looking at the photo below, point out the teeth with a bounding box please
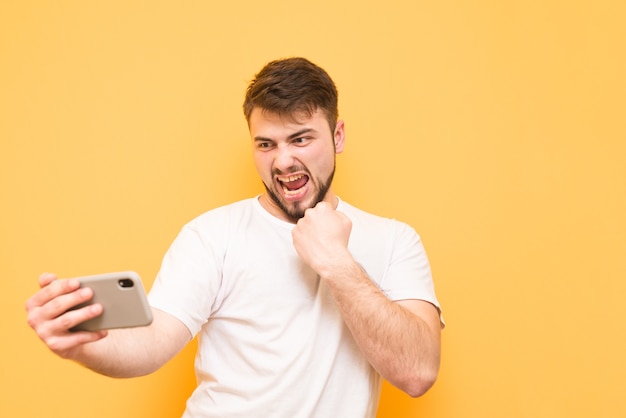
[278,173,306,196]
[281,185,302,196]
[279,174,304,183]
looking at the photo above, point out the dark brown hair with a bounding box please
[243,57,338,130]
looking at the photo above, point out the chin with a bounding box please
[282,200,310,220]
[266,189,313,220]
[264,174,332,220]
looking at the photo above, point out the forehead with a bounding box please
[249,107,328,136]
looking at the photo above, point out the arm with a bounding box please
[26,273,191,378]
[292,202,441,397]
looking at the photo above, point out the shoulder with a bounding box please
[339,199,418,237]
[171,198,258,248]
[338,199,385,223]
[187,198,256,228]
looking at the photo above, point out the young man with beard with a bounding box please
[26,57,443,417]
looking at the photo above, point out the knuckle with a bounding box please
[24,298,35,311]
[48,297,65,313]
[35,324,54,343]
[26,312,38,329]
[45,336,64,353]
[59,314,73,330]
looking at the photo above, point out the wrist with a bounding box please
[317,253,361,284]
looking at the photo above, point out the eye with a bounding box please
[256,141,273,149]
[293,137,309,145]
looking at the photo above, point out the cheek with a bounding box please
[252,154,272,180]
[308,149,336,175]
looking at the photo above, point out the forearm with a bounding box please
[291,203,441,395]
[320,258,441,397]
[70,308,190,378]
[27,275,192,378]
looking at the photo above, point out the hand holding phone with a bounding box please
[69,271,153,332]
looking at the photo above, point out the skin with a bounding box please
[250,108,441,395]
[249,107,344,222]
[25,107,441,395]
[25,272,190,377]
[292,205,441,396]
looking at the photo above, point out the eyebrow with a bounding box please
[288,128,314,140]
[254,128,315,142]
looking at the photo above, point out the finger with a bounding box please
[314,201,330,210]
[44,329,108,358]
[33,302,103,340]
[26,278,82,312]
[43,285,95,320]
[53,302,104,333]
[26,280,89,327]
[38,272,58,288]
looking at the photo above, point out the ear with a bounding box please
[333,120,346,154]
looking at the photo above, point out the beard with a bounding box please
[264,164,336,221]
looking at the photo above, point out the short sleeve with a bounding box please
[148,217,226,337]
[381,221,444,325]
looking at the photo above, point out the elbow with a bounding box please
[397,363,440,398]
[405,372,438,398]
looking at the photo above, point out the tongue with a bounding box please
[285,176,308,191]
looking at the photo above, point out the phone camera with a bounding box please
[118,278,135,288]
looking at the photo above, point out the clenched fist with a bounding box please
[292,201,353,276]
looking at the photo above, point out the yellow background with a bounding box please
[2,1,625,417]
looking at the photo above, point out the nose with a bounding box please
[273,144,294,172]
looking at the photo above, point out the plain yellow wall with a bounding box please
[2,1,625,417]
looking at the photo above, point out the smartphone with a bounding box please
[69,271,153,332]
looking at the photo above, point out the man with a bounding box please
[26,57,443,417]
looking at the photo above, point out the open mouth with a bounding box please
[278,174,309,197]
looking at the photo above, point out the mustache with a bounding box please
[272,165,308,176]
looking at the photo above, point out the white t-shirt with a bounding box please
[148,197,441,418]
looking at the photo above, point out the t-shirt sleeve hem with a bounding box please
[149,297,201,337]
[386,291,445,328]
